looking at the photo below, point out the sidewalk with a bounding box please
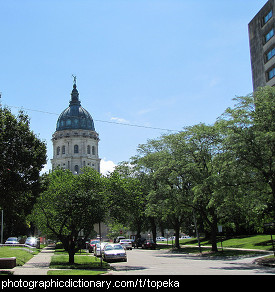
[12,245,55,275]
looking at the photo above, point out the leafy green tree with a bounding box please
[105,167,146,238]
[219,86,275,222]
[0,107,47,236]
[31,168,106,263]
[135,139,193,248]
[136,123,242,251]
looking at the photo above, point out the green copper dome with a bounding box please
[56,84,95,131]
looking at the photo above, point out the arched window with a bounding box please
[62,145,65,154]
[57,146,60,155]
[92,146,95,155]
[74,145,79,153]
[87,145,91,154]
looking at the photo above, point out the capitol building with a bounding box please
[51,80,100,173]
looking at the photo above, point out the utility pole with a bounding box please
[1,210,3,244]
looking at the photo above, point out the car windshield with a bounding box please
[105,245,124,251]
[7,237,17,241]
[26,237,36,242]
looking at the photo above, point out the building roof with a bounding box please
[56,84,95,131]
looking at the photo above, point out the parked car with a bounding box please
[133,237,146,248]
[5,237,19,244]
[156,237,167,242]
[119,239,133,250]
[114,236,125,243]
[102,244,127,262]
[25,237,39,247]
[180,236,191,239]
[142,239,157,249]
[94,242,108,257]
[88,239,100,253]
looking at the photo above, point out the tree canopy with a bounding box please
[0,107,47,236]
[31,168,106,263]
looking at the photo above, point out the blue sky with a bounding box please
[0,0,268,174]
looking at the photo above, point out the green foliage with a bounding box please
[0,107,47,235]
[131,87,275,250]
[31,168,106,263]
[105,167,146,236]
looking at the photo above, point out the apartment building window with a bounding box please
[264,10,273,24]
[265,28,274,43]
[267,67,275,80]
[266,47,275,61]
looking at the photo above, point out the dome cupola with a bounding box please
[56,82,95,131]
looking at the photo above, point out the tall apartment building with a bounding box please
[249,0,275,90]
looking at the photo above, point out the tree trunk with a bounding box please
[174,225,180,249]
[68,239,75,264]
[149,217,157,243]
[210,215,218,252]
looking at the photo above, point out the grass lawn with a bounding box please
[48,250,110,275]
[0,246,40,266]
[159,244,262,258]
[179,234,274,251]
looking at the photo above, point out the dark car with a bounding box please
[142,240,157,249]
[133,237,146,248]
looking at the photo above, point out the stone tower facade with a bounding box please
[51,82,100,173]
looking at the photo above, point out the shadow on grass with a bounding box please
[158,246,265,260]
[50,254,109,270]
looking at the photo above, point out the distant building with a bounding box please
[51,80,109,239]
[249,0,275,90]
[51,81,100,173]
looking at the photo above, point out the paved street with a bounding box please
[108,248,275,275]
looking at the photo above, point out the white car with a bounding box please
[156,237,167,242]
[102,244,127,262]
[5,237,19,245]
[94,242,108,257]
[25,237,38,247]
[119,239,132,250]
[180,236,191,239]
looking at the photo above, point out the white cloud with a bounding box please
[100,158,116,175]
[111,117,129,124]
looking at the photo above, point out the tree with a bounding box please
[135,139,193,248]
[0,107,47,236]
[219,86,275,222]
[31,168,106,263]
[105,167,146,239]
[135,123,241,251]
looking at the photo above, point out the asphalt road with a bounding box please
[108,248,275,275]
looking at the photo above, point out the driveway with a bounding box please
[108,248,275,275]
